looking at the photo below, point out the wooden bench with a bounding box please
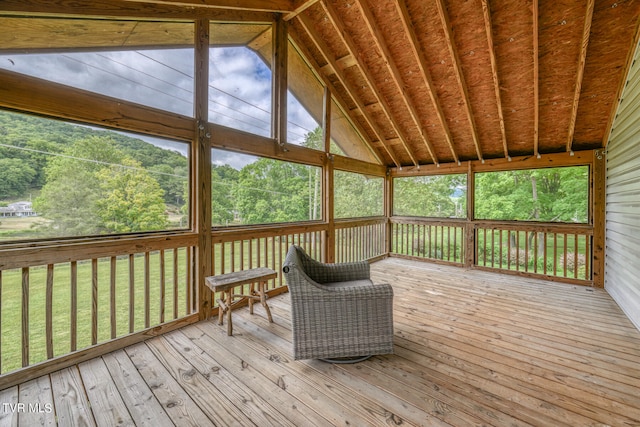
[205,267,277,336]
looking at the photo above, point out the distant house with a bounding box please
[0,201,37,217]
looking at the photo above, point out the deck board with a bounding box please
[3,258,640,426]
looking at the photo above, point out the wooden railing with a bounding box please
[335,217,387,263]
[475,221,593,282]
[390,217,593,284]
[0,233,197,375]
[0,216,594,381]
[211,223,327,298]
[390,217,466,265]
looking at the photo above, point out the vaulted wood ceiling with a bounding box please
[1,0,639,167]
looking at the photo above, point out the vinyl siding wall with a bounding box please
[606,41,640,331]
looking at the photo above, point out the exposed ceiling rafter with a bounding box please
[284,0,320,21]
[435,0,483,163]
[480,0,510,160]
[395,0,458,165]
[295,14,399,166]
[320,0,419,167]
[354,0,439,166]
[567,0,595,154]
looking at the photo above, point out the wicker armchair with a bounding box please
[282,245,394,361]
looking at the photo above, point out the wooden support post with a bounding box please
[272,15,288,146]
[466,162,476,268]
[385,170,393,257]
[323,87,335,263]
[592,149,606,287]
[195,19,212,320]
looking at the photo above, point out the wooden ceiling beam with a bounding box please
[533,0,540,158]
[480,0,510,160]
[293,17,394,165]
[320,0,419,167]
[0,0,276,20]
[283,0,320,21]
[435,0,483,163]
[355,0,439,166]
[395,0,459,165]
[566,0,595,153]
[120,0,294,12]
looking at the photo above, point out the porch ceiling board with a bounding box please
[1,0,640,166]
[319,0,420,167]
[294,10,401,166]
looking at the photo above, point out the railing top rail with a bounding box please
[390,216,467,226]
[212,222,328,243]
[473,220,593,234]
[335,217,387,228]
[0,233,197,270]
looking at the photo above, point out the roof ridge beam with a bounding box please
[295,14,399,166]
[321,0,419,167]
[566,0,595,153]
[395,0,459,165]
[481,0,510,160]
[435,0,483,163]
[354,0,439,166]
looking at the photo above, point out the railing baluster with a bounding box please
[160,249,165,323]
[91,259,98,346]
[553,234,558,276]
[563,234,568,277]
[515,231,521,271]
[533,232,538,273]
[574,234,579,279]
[129,255,135,333]
[186,247,193,314]
[46,264,54,359]
[543,232,548,275]
[498,229,503,269]
[22,267,29,367]
[483,228,487,266]
[173,248,179,320]
[144,252,150,329]
[586,236,591,280]
[71,261,77,351]
[110,256,117,339]
[524,231,529,272]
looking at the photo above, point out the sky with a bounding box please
[0,46,318,170]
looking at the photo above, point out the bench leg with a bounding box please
[226,291,233,336]
[259,281,273,323]
[249,282,255,315]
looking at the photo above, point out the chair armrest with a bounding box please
[305,260,370,284]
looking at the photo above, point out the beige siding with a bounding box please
[606,41,640,331]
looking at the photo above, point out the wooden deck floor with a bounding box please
[2,258,640,426]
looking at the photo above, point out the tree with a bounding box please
[96,159,168,233]
[334,170,383,218]
[34,136,168,236]
[235,158,317,224]
[475,167,588,223]
[212,164,239,226]
[393,174,466,217]
[0,158,36,199]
